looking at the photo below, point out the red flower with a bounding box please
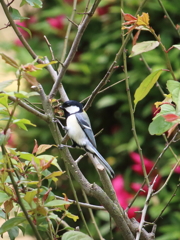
[47,15,65,30]
[112,175,140,218]
[97,4,111,16]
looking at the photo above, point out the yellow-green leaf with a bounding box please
[24,189,38,204]
[0,94,8,109]
[134,69,163,109]
[35,61,57,69]
[45,171,65,181]
[65,211,79,222]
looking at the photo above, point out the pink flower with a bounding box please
[130,152,162,192]
[47,15,65,30]
[112,175,140,218]
[131,183,148,196]
[174,166,180,173]
[14,17,36,46]
[130,152,154,175]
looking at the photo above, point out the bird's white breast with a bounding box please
[66,114,87,146]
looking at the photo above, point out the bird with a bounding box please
[58,100,114,178]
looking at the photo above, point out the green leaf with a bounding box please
[0,208,6,219]
[9,7,29,20]
[8,227,19,240]
[62,231,93,240]
[129,41,159,57]
[20,0,43,8]
[0,217,26,234]
[148,116,173,135]
[13,119,36,131]
[166,80,180,111]
[0,94,9,109]
[134,69,163,109]
[154,104,176,119]
[0,80,15,91]
[44,200,70,207]
[0,192,11,204]
[16,24,32,38]
[96,95,117,108]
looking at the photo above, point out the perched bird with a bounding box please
[59,100,114,178]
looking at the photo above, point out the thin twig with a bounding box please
[44,35,55,60]
[152,159,180,196]
[153,182,180,223]
[121,7,150,186]
[82,190,104,240]
[56,194,105,210]
[60,0,78,65]
[157,0,180,38]
[135,176,158,240]
[82,78,126,105]
[84,62,118,110]
[64,164,93,237]
[6,94,48,121]
[0,0,42,62]
[49,0,102,98]
[126,131,179,211]
[1,145,43,240]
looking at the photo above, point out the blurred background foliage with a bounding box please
[1,0,180,239]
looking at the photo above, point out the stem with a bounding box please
[82,190,104,240]
[121,4,150,187]
[150,29,176,80]
[157,0,180,38]
[64,165,93,237]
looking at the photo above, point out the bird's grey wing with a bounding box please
[76,112,97,148]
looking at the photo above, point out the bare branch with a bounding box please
[135,176,158,240]
[49,0,102,98]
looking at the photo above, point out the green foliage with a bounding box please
[62,231,93,240]
[1,0,180,239]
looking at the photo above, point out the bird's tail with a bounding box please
[87,144,114,178]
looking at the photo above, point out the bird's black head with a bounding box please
[60,100,83,116]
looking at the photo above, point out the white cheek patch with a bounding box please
[66,106,80,114]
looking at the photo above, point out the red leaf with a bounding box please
[121,10,137,22]
[32,139,38,154]
[163,114,179,122]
